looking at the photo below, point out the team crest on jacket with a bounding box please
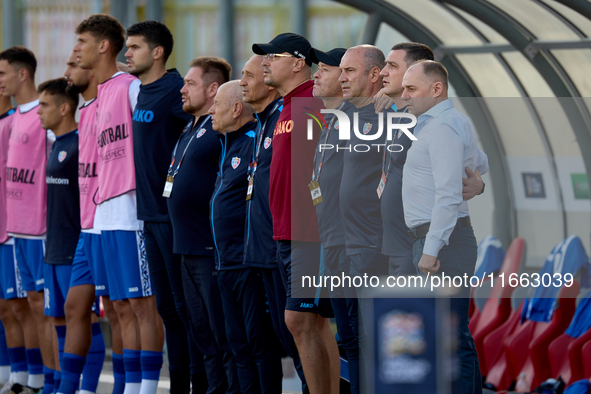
[58,151,67,162]
[264,137,272,149]
[196,128,206,138]
[363,123,372,135]
[335,120,339,130]
[231,157,241,169]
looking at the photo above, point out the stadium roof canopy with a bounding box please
[335,0,591,264]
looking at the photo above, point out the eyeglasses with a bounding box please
[263,53,296,61]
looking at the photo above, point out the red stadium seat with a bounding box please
[469,285,492,334]
[549,290,591,384]
[472,238,525,376]
[549,333,573,383]
[488,282,580,392]
[581,340,591,379]
[482,300,525,383]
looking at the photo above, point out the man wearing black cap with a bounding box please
[310,47,360,394]
[252,33,339,394]
[239,54,312,393]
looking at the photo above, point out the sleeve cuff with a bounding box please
[423,237,445,257]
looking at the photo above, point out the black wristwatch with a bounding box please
[479,181,486,195]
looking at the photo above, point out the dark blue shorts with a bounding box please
[101,230,153,301]
[0,243,26,300]
[14,238,45,292]
[70,233,110,296]
[276,240,333,318]
[43,263,72,317]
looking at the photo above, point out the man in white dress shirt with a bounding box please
[401,60,487,394]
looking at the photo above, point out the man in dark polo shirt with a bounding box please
[253,33,339,394]
[309,47,361,394]
[338,45,389,284]
[166,57,238,394]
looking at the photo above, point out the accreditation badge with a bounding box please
[246,177,254,201]
[377,171,387,199]
[308,180,322,206]
[162,175,174,198]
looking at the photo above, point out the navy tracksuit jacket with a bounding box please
[210,120,257,269]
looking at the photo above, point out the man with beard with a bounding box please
[167,57,239,394]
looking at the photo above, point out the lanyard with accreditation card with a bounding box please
[245,100,281,201]
[377,105,404,199]
[309,106,341,206]
[163,115,211,198]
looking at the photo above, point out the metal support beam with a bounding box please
[435,43,515,58]
[110,1,126,24]
[359,13,382,45]
[293,0,308,37]
[2,0,24,48]
[92,0,102,14]
[146,0,163,22]
[127,0,138,27]
[435,38,591,59]
[219,0,235,77]
[524,38,591,59]
[555,0,591,21]
[110,0,137,61]
[443,0,591,205]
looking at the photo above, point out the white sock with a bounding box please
[138,379,158,394]
[123,382,141,394]
[27,373,43,389]
[13,371,28,386]
[0,366,10,385]
[79,390,95,394]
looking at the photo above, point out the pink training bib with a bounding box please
[78,98,99,229]
[95,73,137,204]
[0,110,15,243]
[6,105,48,236]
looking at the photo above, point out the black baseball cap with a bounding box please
[309,47,347,67]
[252,33,312,66]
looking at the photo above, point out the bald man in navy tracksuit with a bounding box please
[209,81,281,394]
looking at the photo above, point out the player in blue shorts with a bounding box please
[0,303,13,387]
[60,51,124,394]
[0,93,29,392]
[38,78,106,394]
[73,15,164,394]
[125,21,205,393]
[0,47,52,394]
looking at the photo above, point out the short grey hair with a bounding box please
[352,44,385,74]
